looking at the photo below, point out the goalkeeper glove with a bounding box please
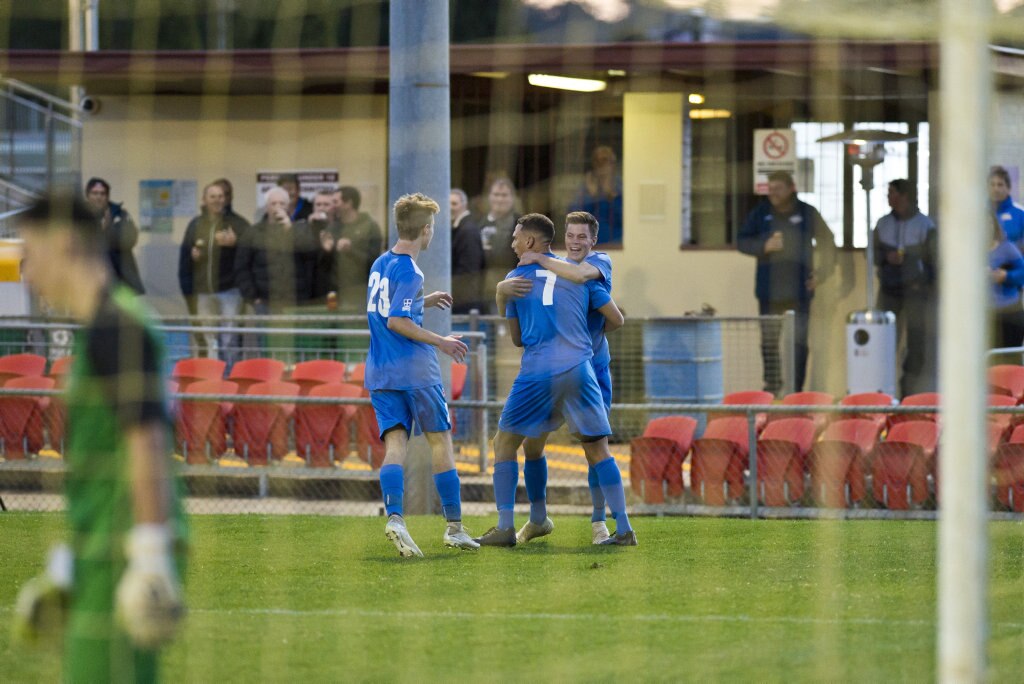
[115,524,185,648]
[13,544,73,647]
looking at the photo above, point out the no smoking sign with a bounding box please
[763,131,789,159]
[753,129,798,194]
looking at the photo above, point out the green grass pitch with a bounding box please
[1,513,1022,682]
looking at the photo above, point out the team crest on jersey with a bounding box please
[402,298,413,311]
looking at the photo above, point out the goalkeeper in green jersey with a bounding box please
[13,195,188,683]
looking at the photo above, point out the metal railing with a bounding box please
[0,76,82,231]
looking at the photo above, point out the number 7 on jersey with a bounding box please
[537,269,556,306]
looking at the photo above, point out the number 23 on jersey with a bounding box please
[367,272,391,315]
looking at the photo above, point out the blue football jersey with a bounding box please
[504,253,612,379]
[365,250,442,390]
[582,251,613,368]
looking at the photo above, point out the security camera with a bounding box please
[79,95,100,115]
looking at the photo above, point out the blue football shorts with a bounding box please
[593,359,612,414]
[370,384,451,438]
[499,361,612,439]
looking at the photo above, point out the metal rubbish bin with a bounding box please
[846,310,897,395]
[642,318,724,430]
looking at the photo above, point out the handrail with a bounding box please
[1,77,84,116]
[1,91,82,128]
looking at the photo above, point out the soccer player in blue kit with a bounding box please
[503,211,620,544]
[365,192,479,557]
[475,213,637,547]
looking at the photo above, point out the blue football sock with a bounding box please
[523,457,548,525]
[493,460,518,530]
[433,468,462,522]
[587,465,606,522]
[380,464,404,518]
[595,457,631,534]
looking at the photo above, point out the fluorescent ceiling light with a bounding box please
[527,74,607,92]
[470,72,509,79]
[688,93,705,104]
[607,69,627,77]
[689,109,732,119]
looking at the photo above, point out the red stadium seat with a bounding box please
[988,364,1024,401]
[708,390,774,434]
[294,383,360,467]
[353,386,385,468]
[773,391,834,434]
[993,424,1024,512]
[629,416,697,502]
[451,363,468,400]
[228,358,286,395]
[48,355,74,382]
[690,417,750,505]
[0,376,54,459]
[871,420,939,510]
[347,362,366,387]
[289,359,348,396]
[176,380,238,464]
[988,394,1018,443]
[172,357,226,393]
[45,357,74,452]
[839,392,895,432]
[0,353,47,386]
[233,381,299,466]
[756,417,816,506]
[891,392,940,428]
[808,418,881,507]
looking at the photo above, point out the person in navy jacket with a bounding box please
[738,171,836,394]
[989,166,1024,248]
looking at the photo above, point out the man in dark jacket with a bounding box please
[178,181,250,364]
[449,188,485,314]
[874,179,937,395]
[234,187,318,314]
[738,171,836,394]
[317,186,383,313]
[85,178,145,294]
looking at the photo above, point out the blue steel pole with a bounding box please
[389,0,452,515]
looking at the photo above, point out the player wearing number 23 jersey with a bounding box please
[365,252,442,392]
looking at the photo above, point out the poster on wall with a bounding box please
[753,129,798,195]
[255,169,339,219]
[138,179,197,233]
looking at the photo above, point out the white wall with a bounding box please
[81,94,388,314]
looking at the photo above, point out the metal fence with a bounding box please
[9,314,1019,520]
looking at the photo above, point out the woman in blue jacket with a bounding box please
[989,213,1024,348]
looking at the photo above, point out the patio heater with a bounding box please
[817,129,917,395]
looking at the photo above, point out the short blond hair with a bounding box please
[393,192,440,240]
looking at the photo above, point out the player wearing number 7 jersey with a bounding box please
[475,213,636,547]
[365,192,479,557]
[502,211,618,544]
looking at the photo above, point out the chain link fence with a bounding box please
[0,314,1020,520]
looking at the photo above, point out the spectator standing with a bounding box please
[178,181,249,365]
[234,187,318,314]
[738,170,837,394]
[479,177,520,312]
[449,188,485,314]
[989,166,1024,247]
[569,145,623,245]
[84,177,145,294]
[873,179,937,395]
[322,186,383,313]
[989,213,1024,348]
[308,189,343,301]
[277,173,313,223]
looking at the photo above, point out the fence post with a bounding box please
[478,336,490,474]
[747,408,758,519]
[783,310,796,395]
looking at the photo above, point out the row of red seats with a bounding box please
[630,389,1024,512]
